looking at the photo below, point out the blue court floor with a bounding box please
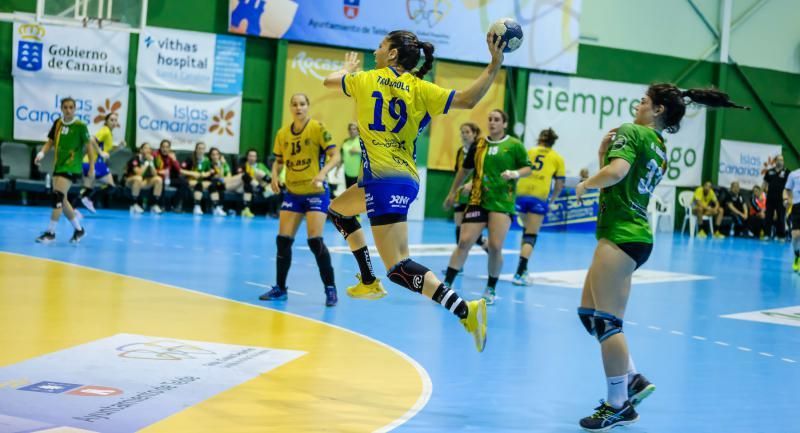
[1,205,798,432]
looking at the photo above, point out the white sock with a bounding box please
[606,374,628,409]
[47,220,57,233]
[627,354,637,380]
[69,218,82,231]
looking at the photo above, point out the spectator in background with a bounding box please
[181,142,210,215]
[783,167,800,271]
[749,185,767,238]
[722,181,748,237]
[198,147,232,216]
[155,139,191,212]
[579,168,590,183]
[341,122,361,189]
[693,181,725,238]
[125,143,164,214]
[763,155,790,240]
[235,148,271,218]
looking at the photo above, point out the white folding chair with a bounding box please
[679,190,713,238]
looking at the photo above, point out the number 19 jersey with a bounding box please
[342,67,455,186]
[596,123,667,244]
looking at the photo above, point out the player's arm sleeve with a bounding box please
[606,124,638,165]
[81,125,91,144]
[419,80,456,116]
[462,144,477,170]
[272,132,284,161]
[342,71,363,98]
[513,142,531,169]
[318,123,335,151]
[47,121,57,140]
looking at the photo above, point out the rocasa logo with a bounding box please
[210,108,236,136]
[291,51,344,81]
[94,99,122,124]
[16,24,45,71]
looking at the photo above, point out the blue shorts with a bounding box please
[82,160,110,178]
[515,196,548,215]
[364,181,419,224]
[281,191,330,214]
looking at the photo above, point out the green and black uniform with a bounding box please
[48,118,91,182]
[453,145,472,212]
[596,123,667,268]
[462,135,531,222]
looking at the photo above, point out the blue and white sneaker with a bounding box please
[579,400,638,432]
[482,287,496,305]
[324,286,338,307]
[512,272,530,286]
[259,286,287,301]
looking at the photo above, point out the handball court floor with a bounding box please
[0,205,798,433]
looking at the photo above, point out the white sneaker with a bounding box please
[130,204,144,214]
[213,206,227,217]
[81,196,96,213]
[193,205,203,215]
[151,204,163,215]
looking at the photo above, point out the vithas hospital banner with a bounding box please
[229,0,582,73]
[137,27,246,94]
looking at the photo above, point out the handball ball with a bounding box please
[490,18,523,53]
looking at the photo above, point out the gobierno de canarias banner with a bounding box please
[229,0,581,73]
[13,76,129,142]
[524,72,707,187]
[136,87,242,153]
[279,43,362,151]
[427,61,506,171]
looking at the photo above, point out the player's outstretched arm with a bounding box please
[324,51,360,90]
[450,33,505,109]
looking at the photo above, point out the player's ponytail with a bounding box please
[416,41,435,79]
[648,83,749,133]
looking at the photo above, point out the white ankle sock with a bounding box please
[69,218,82,231]
[47,220,57,233]
[607,374,628,409]
[627,354,637,380]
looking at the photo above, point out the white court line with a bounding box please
[781,358,796,363]
[715,341,730,346]
[737,346,752,352]
[647,326,661,331]
[533,303,545,308]
[670,330,684,336]
[759,352,774,357]
[245,281,306,296]
[512,300,524,304]
[556,308,569,312]
[625,321,639,326]
[692,336,707,341]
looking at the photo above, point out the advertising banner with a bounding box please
[718,139,783,190]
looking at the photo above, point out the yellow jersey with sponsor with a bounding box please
[83,125,114,163]
[342,66,455,186]
[516,146,566,199]
[273,118,335,195]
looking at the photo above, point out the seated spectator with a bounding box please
[749,185,767,238]
[721,181,748,237]
[232,148,271,218]
[693,181,725,238]
[155,139,191,212]
[125,143,164,214]
[180,142,210,215]
[198,147,232,217]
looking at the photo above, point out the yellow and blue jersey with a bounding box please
[516,146,566,200]
[83,125,114,163]
[342,67,455,186]
[273,118,335,196]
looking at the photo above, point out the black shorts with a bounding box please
[462,205,513,224]
[453,203,467,213]
[790,206,800,230]
[617,242,653,270]
[53,172,81,183]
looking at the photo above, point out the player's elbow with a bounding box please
[452,92,478,109]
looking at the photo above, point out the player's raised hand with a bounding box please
[344,51,360,74]
[486,32,505,65]
[599,127,619,155]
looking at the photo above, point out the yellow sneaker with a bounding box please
[460,299,487,352]
[346,274,388,300]
[793,257,799,272]
[697,230,707,239]
[713,231,726,239]
[242,207,255,218]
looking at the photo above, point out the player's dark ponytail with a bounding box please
[416,41,435,79]
[386,30,436,79]
[648,83,749,134]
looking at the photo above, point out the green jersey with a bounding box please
[48,118,90,174]
[596,123,667,244]
[243,161,270,179]
[454,145,470,205]
[464,135,531,214]
[341,137,362,178]
[199,159,231,178]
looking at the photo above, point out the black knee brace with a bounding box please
[307,237,328,256]
[308,237,335,286]
[51,190,65,208]
[210,179,225,194]
[242,173,254,193]
[329,209,361,239]
[593,310,624,343]
[387,258,430,293]
[577,307,596,336]
[193,181,204,192]
[277,235,294,257]
[522,233,538,248]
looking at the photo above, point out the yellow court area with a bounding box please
[0,252,430,433]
